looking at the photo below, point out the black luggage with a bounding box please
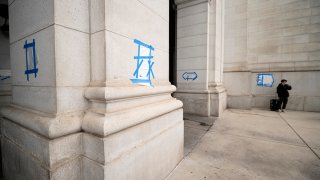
[270,99,279,111]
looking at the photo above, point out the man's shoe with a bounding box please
[282,109,285,112]
[276,109,280,112]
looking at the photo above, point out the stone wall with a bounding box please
[224,0,320,111]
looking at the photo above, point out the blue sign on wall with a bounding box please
[182,72,198,81]
[24,39,38,81]
[130,39,155,87]
[256,73,274,87]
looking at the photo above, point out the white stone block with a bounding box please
[223,62,248,71]
[2,137,49,180]
[138,0,169,22]
[56,87,88,114]
[90,0,105,34]
[83,119,184,180]
[177,45,207,59]
[177,2,207,18]
[174,92,210,116]
[90,31,106,82]
[177,34,207,48]
[269,62,295,71]
[294,61,320,71]
[309,32,320,42]
[9,0,54,43]
[54,0,89,33]
[10,26,56,87]
[105,0,169,52]
[224,72,251,95]
[2,135,82,180]
[177,57,207,70]
[227,95,252,109]
[304,96,320,112]
[286,96,304,111]
[248,63,270,72]
[55,25,90,86]
[177,11,207,28]
[251,95,276,109]
[85,108,182,164]
[1,118,82,168]
[311,7,320,15]
[177,23,207,38]
[12,86,57,113]
[308,24,320,33]
[210,91,227,117]
[281,71,320,97]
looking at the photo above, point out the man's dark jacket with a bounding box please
[277,84,292,97]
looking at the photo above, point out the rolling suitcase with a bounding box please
[270,99,279,111]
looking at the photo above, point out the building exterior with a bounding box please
[0,0,319,179]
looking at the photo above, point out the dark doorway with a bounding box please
[169,0,177,86]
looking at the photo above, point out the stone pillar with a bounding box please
[174,0,226,124]
[1,0,89,179]
[82,1,184,179]
[0,1,11,108]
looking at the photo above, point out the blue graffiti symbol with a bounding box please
[256,74,274,87]
[24,39,38,81]
[130,39,155,87]
[0,75,10,80]
[182,72,198,81]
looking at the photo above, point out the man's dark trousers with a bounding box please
[278,97,288,110]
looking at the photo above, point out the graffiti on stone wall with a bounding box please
[24,39,38,81]
[130,39,155,87]
[182,72,198,81]
[256,73,274,87]
[0,75,10,80]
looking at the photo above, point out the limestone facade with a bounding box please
[224,0,320,111]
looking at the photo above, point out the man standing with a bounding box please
[277,79,292,112]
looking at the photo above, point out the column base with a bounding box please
[174,87,227,124]
[82,109,184,180]
[0,118,82,180]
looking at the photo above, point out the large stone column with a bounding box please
[0,0,89,179]
[0,1,11,108]
[174,0,226,124]
[82,0,184,179]
[1,0,183,179]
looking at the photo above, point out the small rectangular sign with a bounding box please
[256,74,274,87]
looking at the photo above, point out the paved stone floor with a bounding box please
[167,109,320,180]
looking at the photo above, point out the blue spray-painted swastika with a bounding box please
[130,39,155,87]
[256,73,274,87]
[24,39,38,81]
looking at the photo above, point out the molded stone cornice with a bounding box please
[0,105,82,139]
[85,85,176,101]
[82,99,182,137]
